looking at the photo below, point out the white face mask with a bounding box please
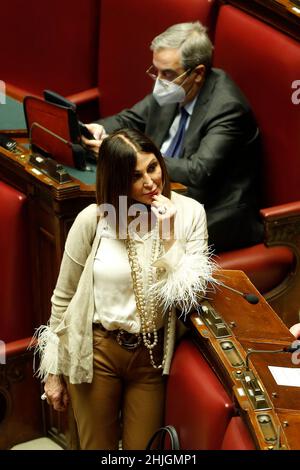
[152,78,186,106]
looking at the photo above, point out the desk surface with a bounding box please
[0,95,26,130]
[0,96,97,185]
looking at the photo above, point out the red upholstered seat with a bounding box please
[216,244,294,294]
[213,5,300,322]
[165,338,234,450]
[214,6,300,207]
[98,0,218,116]
[0,184,41,448]
[164,338,256,450]
[221,417,255,450]
[1,1,99,98]
[213,5,300,208]
[2,1,100,121]
[0,181,33,343]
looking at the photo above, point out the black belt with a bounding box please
[93,323,163,351]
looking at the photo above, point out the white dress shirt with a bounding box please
[93,222,165,333]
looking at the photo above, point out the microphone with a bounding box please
[245,341,300,369]
[283,340,300,353]
[29,122,73,183]
[245,347,284,370]
[213,279,259,304]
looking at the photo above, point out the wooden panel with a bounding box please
[208,270,292,343]
[0,350,43,449]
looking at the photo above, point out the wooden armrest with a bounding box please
[5,337,33,358]
[259,200,300,326]
[6,83,40,101]
[0,129,28,137]
[260,201,300,219]
[260,200,300,249]
[66,87,99,106]
[170,182,187,193]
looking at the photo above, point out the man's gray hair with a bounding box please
[150,21,213,70]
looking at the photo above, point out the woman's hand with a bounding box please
[43,374,70,412]
[151,195,177,250]
[290,323,300,339]
[81,123,108,158]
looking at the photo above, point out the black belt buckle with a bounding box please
[116,330,142,350]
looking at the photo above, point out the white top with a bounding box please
[93,222,164,333]
[160,95,198,155]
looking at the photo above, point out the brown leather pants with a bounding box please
[67,326,165,450]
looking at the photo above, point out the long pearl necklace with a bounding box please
[126,224,172,369]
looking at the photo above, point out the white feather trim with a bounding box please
[30,325,60,382]
[151,249,218,321]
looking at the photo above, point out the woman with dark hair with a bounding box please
[35,128,214,450]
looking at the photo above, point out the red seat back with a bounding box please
[213,5,300,207]
[98,0,218,116]
[0,0,99,97]
[0,182,33,343]
[165,338,234,449]
[221,417,255,450]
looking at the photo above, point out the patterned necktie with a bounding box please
[164,107,189,158]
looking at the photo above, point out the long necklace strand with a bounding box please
[126,226,171,369]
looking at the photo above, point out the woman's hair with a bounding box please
[96,128,170,216]
[150,21,213,71]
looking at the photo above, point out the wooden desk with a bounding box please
[190,269,300,449]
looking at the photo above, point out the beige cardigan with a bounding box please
[34,192,214,384]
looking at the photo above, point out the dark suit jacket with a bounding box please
[98,68,263,252]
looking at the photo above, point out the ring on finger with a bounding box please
[158,205,167,215]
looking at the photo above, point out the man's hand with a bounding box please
[43,374,70,412]
[81,123,108,158]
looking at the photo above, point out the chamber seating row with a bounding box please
[1,0,217,121]
[0,182,42,448]
[0,0,300,449]
[159,1,300,450]
[213,4,300,327]
[4,0,298,325]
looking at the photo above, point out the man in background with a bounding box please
[84,21,263,253]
